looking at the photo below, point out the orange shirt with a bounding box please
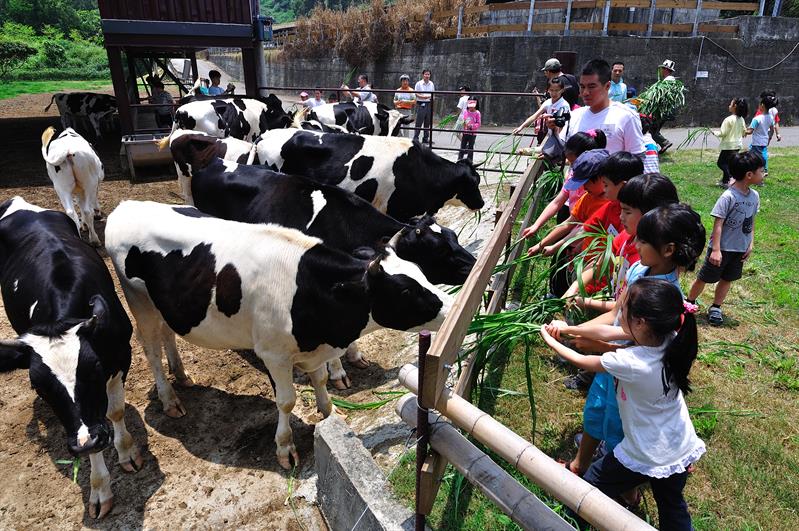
[570,192,608,223]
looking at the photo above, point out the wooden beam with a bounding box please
[702,1,759,8]
[699,23,739,32]
[607,22,647,30]
[652,22,693,31]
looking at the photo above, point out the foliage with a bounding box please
[0,80,111,100]
[0,39,36,77]
[632,78,686,121]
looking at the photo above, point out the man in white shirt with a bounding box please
[413,69,435,144]
[342,74,377,103]
[554,59,645,156]
[608,61,627,103]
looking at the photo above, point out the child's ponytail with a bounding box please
[635,203,707,271]
[626,279,699,395]
[565,129,607,157]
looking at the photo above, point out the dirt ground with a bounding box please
[0,92,498,529]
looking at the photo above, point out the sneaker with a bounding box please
[564,371,593,390]
[658,141,673,155]
[708,306,723,326]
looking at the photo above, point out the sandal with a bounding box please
[617,488,642,510]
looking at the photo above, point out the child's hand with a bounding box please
[709,249,722,266]
[512,126,523,135]
[542,245,557,257]
[742,246,753,260]
[527,243,542,256]
[540,326,560,348]
[521,226,537,239]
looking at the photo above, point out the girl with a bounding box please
[713,98,748,187]
[458,98,481,162]
[548,203,705,483]
[747,94,777,174]
[541,278,705,530]
[512,76,570,137]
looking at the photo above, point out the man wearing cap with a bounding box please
[413,69,435,144]
[393,74,416,137]
[553,59,645,157]
[541,58,579,108]
[649,59,677,153]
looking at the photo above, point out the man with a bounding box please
[307,89,326,108]
[148,79,174,128]
[608,61,627,103]
[649,59,677,153]
[541,58,579,107]
[342,74,377,103]
[413,69,435,144]
[553,59,645,156]
[207,70,225,96]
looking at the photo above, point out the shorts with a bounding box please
[697,249,746,283]
[583,372,624,451]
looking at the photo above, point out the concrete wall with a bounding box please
[214,16,797,126]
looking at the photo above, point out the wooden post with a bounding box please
[241,47,258,98]
[564,0,573,36]
[106,46,133,135]
[457,5,464,38]
[692,0,703,37]
[758,0,765,16]
[527,0,536,34]
[190,52,199,83]
[415,331,432,530]
[646,0,657,37]
[602,0,611,36]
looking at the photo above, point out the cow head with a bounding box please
[386,109,414,137]
[259,94,292,131]
[169,132,226,177]
[0,295,117,457]
[364,249,453,331]
[392,215,475,285]
[446,160,485,211]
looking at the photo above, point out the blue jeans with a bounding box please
[580,452,693,531]
[750,145,768,171]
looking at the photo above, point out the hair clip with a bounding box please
[683,301,699,314]
[586,129,597,138]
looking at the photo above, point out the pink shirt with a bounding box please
[461,109,481,132]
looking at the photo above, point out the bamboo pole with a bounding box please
[396,395,574,531]
[399,365,656,531]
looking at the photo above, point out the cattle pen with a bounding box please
[395,158,655,530]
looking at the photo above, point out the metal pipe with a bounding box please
[260,86,547,98]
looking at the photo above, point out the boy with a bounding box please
[687,150,764,326]
[747,95,776,174]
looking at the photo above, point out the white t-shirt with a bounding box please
[563,101,645,155]
[457,95,469,112]
[415,80,435,102]
[601,340,706,478]
[544,97,570,115]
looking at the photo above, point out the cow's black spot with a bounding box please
[176,111,196,131]
[354,179,378,203]
[235,151,250,164]
[172,207,213,218]
[217,117,226,131]
[215,263,242,317]
[350,156,373,181]
[54,165,61,172]
[279,131,365,186]
[233,98,247,111]
[124,244,216,336]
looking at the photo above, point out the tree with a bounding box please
[0,40,37,76]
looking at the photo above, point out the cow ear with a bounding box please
[377,103,390,112]
[0,340,32,372]
[352,246,377,260]
[401,115,415,124]
[367,258,384,277]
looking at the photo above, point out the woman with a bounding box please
[393,74,416,137]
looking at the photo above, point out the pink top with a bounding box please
[461,109,481,132]
[564,169,585,206]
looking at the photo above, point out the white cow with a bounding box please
[40,127,104,245]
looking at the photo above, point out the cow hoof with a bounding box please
[331,375,351,390]
[94,211,103,220]
[351,357,370,369]
[333,406,348,420]
[89,497,113,519]
[175,375,195,388]
[120,453,144,473]
[164,403,187,418]
[277,450,300,470]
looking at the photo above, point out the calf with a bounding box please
[0,197,142,519]
[44,93,117,138]
[255,128,485,222]
[105,200,452,469]
[41,127,104,245]
[171,94,291,142]
[308,101,413,136]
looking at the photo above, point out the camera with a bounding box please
[552,107,570,128]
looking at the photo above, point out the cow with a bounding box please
[308,101,413,136]
[254,128,485,222]
[0,197,142,519]
[105,200,452,468]
[44,93,117,139]
[40,127,104,246]
[171,94,291,142]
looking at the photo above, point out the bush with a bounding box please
[0,40,37,77]
[42,41,67,68]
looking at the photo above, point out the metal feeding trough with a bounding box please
[121,133,173,182]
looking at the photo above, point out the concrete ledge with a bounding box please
[315,415,415,531]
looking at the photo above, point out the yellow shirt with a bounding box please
[716,115,746,151]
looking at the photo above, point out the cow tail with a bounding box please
[44,94,57,112]
[40,127,69,167]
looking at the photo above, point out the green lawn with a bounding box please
[0,80,112,100]
[388,147,799,530]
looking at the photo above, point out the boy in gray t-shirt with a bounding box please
[687,151,765,325]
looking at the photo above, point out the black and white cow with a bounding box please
[0,197,142,519]
[44,93,117,138]
[308,101,413,136]
[105,200,452,469]
[171,94,291,142]
[255,128,485,222]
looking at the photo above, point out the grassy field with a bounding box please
[0,80,112,100]
[389,147,799,530]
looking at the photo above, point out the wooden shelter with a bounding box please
[98,0,265,135]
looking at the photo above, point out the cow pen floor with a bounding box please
[0,93,504,529]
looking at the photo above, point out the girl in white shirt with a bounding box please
[541,278,705,530]
[512,76,570,136]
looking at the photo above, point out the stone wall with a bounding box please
[212,16,797,126]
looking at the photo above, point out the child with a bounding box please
[550,203,706,477]
[541,278,705,529]
[713,98,748,187]
[747,95,776,174]
[521,130,607,241]
[755,90,782,145]
[687,150,763,326]
[638,114,660,174]
[458,99,481,162]
[512,76,570,137]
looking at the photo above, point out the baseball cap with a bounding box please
[299,91,309,97]
[541,58,562,72]
[400,74,410,81]
[458,85,470,91]
[564,149,609,191]
[659,59,676,72]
